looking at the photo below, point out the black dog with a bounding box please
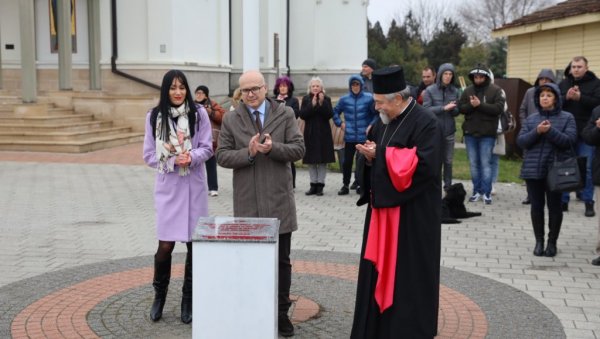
[441,200,461,224]
[442,183,482,224]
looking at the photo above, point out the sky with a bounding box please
[367,0,463,34]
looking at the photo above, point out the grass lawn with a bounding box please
[452,148,523,184]
[297,146,523,184]
[297,114,524,184]
[454,114,523,184]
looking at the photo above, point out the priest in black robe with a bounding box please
[350,66,443,339]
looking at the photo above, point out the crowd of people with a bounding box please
[142,54,600,337]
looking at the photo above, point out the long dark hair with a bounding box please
[150,70,198,140]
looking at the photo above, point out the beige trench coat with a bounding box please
[216,98,305,234]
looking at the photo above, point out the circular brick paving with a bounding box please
[10,262,486,339]
[0,250,563,338]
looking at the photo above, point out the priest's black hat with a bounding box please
[372,66,406,94]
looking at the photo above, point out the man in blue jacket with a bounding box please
[333,75,378,195]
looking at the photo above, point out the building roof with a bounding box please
[494,0,600,31]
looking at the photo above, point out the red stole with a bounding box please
[364,147,418,313]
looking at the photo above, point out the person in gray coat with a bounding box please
[216,70,305,337]
[519,69,557,123]
[423,63,460,190]
[518,68,556,204]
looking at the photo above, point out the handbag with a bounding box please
[546,149,586,192]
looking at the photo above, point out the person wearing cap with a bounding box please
[351,66,443,338]
[195,85,226,197]
[333,75,378,195]
[361,58,377,93]
[518,69,556,205]
[458,64,505,205]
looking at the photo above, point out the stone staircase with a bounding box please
[0,97,144,153]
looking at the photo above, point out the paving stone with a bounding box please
[0,144,598,337]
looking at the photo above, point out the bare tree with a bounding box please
[391,0,448,43]
[458,0,557,42]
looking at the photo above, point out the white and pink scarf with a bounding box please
[155,103,192,176]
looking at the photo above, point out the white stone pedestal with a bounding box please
[192,217,279,339]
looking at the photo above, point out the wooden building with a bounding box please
[492,0,600,84]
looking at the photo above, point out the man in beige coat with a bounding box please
[216,70,305,337]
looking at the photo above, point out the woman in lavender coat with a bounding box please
[142,70,213,324]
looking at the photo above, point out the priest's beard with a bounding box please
[379,112,391,125]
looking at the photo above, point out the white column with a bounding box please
[87,0,101,90]
[19,0,37,102]
[242,0,260,71]
[57,0,72,90]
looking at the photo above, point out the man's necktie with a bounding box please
[254,111,262,132]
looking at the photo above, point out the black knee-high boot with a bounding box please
[150,254,171,321]
[545,212,563,257]
[181,249,193,324]
[531,212,545,256]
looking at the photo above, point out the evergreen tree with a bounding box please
[457,43,489,88]
[404,11,423,44]
[368,20,387,49]
[367,15,429,85]
[487,38,507,78]
[402,40,427,85]
[387,19,411,52]
[425,19,467,71]
[367,20,387,65]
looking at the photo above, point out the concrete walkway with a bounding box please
[0,143,599,338]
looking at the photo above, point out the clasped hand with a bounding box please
[444,101,457,111]
[566,86,581,101]
[175,150,191,167]
[536,120,551,134]
[312,92,325,106]
[469,95,480,107]
[356,140,377,163]
[249,133,273,157]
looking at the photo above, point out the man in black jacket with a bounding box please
[559,56,600,217]
[458,64,505,205]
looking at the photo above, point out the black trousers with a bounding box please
[205,155,218,191]
[342,142,359,186]
[291,162,296,188]
[279,232,292,316]
[526,179,563,242]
